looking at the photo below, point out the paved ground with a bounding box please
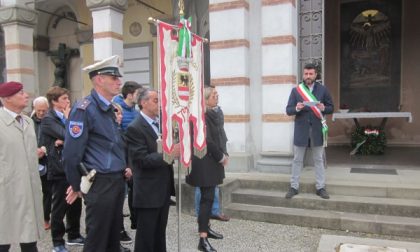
[13,151,420,252]
[24,201,420,252]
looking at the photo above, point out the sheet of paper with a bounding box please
[303,101,320,106]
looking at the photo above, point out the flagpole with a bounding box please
[177,145,182,252]
[177,2,184,251]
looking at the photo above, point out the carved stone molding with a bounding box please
[76,27,93,44]
[0,5,37,27]
[86,0,128,12]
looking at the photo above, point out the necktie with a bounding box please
[152,121,159,131]
[15,115,23,127]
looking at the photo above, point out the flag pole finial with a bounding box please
[178,0,184,16]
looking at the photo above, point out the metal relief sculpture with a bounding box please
[348,10,391,87]
[48,43,79,88]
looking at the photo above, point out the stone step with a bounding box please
[238,179,420,200]
[224,203,420,238]
[231,188,420,218]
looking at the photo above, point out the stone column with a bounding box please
[86,0,127,62]
[209,0,253,172]
[257,0,298,173]
[0,3,37,96]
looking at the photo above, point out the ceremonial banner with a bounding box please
[157,20,206,168]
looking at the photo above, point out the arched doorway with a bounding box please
[34,1,83,100]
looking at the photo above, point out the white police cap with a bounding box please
[83,55,123,79]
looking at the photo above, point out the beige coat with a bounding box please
[0,108,44,244]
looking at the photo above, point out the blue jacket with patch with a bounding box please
[63,89,126,192]
[112,94,139,132]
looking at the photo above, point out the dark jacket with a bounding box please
[286,82,334,147]
[186,108,226,187]
[63,89,127,192]
[40,109,66,180]
[125,113,175,208]
[31,114,47,168]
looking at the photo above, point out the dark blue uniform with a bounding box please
[63,89,126,190]
[63,89,126,252]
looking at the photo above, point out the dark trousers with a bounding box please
[128,179,136,227]
[0,242,37,252]
[198,186,215,233]
[40,174,52,222]
[134,201,170,252]
[83,173,125,252]
[51,179,82,246]
[120,179,136,232]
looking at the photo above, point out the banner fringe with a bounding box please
[194,146,207,159]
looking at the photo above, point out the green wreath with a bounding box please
[351,126,386,155]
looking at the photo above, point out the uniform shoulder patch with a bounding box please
[69,121,84,138]
[76,99,91,110]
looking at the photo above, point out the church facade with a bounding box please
[0,0,418,172]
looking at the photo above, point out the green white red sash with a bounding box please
[296,83,329,147]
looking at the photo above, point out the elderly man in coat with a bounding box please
[0,81,44,252]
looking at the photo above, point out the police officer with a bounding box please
[63,55,132,252]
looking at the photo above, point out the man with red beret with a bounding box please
[0,81,44,252]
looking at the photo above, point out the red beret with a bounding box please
[0,81,23,97]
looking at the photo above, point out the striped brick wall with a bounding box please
[209,0,250,153]
[261,0,297,152]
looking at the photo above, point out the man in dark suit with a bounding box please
[285,63,334,199]
[125,89,180,252]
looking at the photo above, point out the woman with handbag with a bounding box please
[186,86,228,252]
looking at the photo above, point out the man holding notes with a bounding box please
[285,63,334,200]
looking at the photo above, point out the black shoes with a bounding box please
[207,226,223,239]
[210,213,230,222]
[66,236,85,246]
[316,188,330,199]
[198,237,217,252]
[120,230,132,244]
[120,245,130,252]
[285,187,299,199]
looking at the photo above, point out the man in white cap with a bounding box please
[63,55,132,252]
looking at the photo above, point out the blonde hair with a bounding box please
[204,86,215,101]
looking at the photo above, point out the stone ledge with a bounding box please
[318,235,420,252]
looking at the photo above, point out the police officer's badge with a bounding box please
[69,121,84,138]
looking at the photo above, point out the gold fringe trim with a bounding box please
[194,146,207,159]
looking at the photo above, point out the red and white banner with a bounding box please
[157,21,207,168]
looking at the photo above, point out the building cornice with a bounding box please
[86,0,128,13]
[0,5,37,27]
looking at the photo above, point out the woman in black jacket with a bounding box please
[186,86,228,252]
